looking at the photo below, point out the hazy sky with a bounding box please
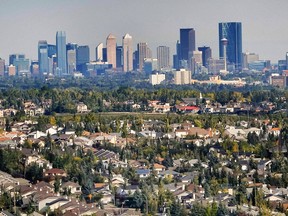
[0,0,287,63]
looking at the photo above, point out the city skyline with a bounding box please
[0,0,288,63]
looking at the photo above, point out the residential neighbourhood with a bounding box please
[0,86,288,216]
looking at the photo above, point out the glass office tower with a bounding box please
[56,31,67,76]
[219,22,242,71]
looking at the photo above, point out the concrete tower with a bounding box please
[220,38,228,73]
[122,33,133,72]
[96,43,103,62]
[106,34,117,68]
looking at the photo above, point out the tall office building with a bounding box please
[9,54,29,75]
[116,46,123,69]
[157,46,170,70]
[133,51,139,71]
[56,31,67,76]
[66,43,77,74]
[122,33,133,72]
[38,40,49,75]
[144,58,158,73]
[48,44,56,58]
[106,34,117,68]
[242,52,259,69]
[30,60,39,76]
[96,43,103,62]
[180,28,196,61]
[0,58,5,76]
[207,58,225,74]
[76,45,90,73]
[9,54,25,65]
[137,42,152,71]
[102,48,107,62]
[198,46,212,67]
[219,22,242,71]
[173,41,181,69]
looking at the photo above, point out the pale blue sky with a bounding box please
[0,0,287,63]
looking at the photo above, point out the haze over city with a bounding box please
[0,0,288,63]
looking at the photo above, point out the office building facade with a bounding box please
[76,45,90,73]
[38,40,49,75]
[0,59,5,76]
[122,34,133,72]
[137,42,152,71]
[56,31,67,76]
[157,46,170,70]
[198,46,212,67]
[180,28,196,61]
[106,34,117,68]
[96,43,103,62]
[116,46,123,69]
[67,43,77,74]
[242,52,259,69]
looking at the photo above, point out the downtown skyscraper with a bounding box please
[198,46,212,67]
[219,22,242,71]
[95,43,103,62]
[38,40,49,75]
[137,42,152,71]
[106,34,117,69]
[122,34,133,72]
[180,28,196,61]
[56,31,67,76]
[157,46,170,70]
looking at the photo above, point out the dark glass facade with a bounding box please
[198,46,212,67]
[180,28,195,61]
[76,45,90,73]
[219,22,242,71]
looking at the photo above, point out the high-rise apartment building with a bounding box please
[76,45,90,73]
[157,46,170,70]
[180,28,196,61]
[174,69,191,85]
[56,31,67,76]
[198,46,212,67]
[0,58,5,76]
[137,42,152,71]
[219,22,242,71]
[106,34,117,68]
[38,40,49,75]
[122,34,133,72]
[96,43,103,62]
[150,73,165,85]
